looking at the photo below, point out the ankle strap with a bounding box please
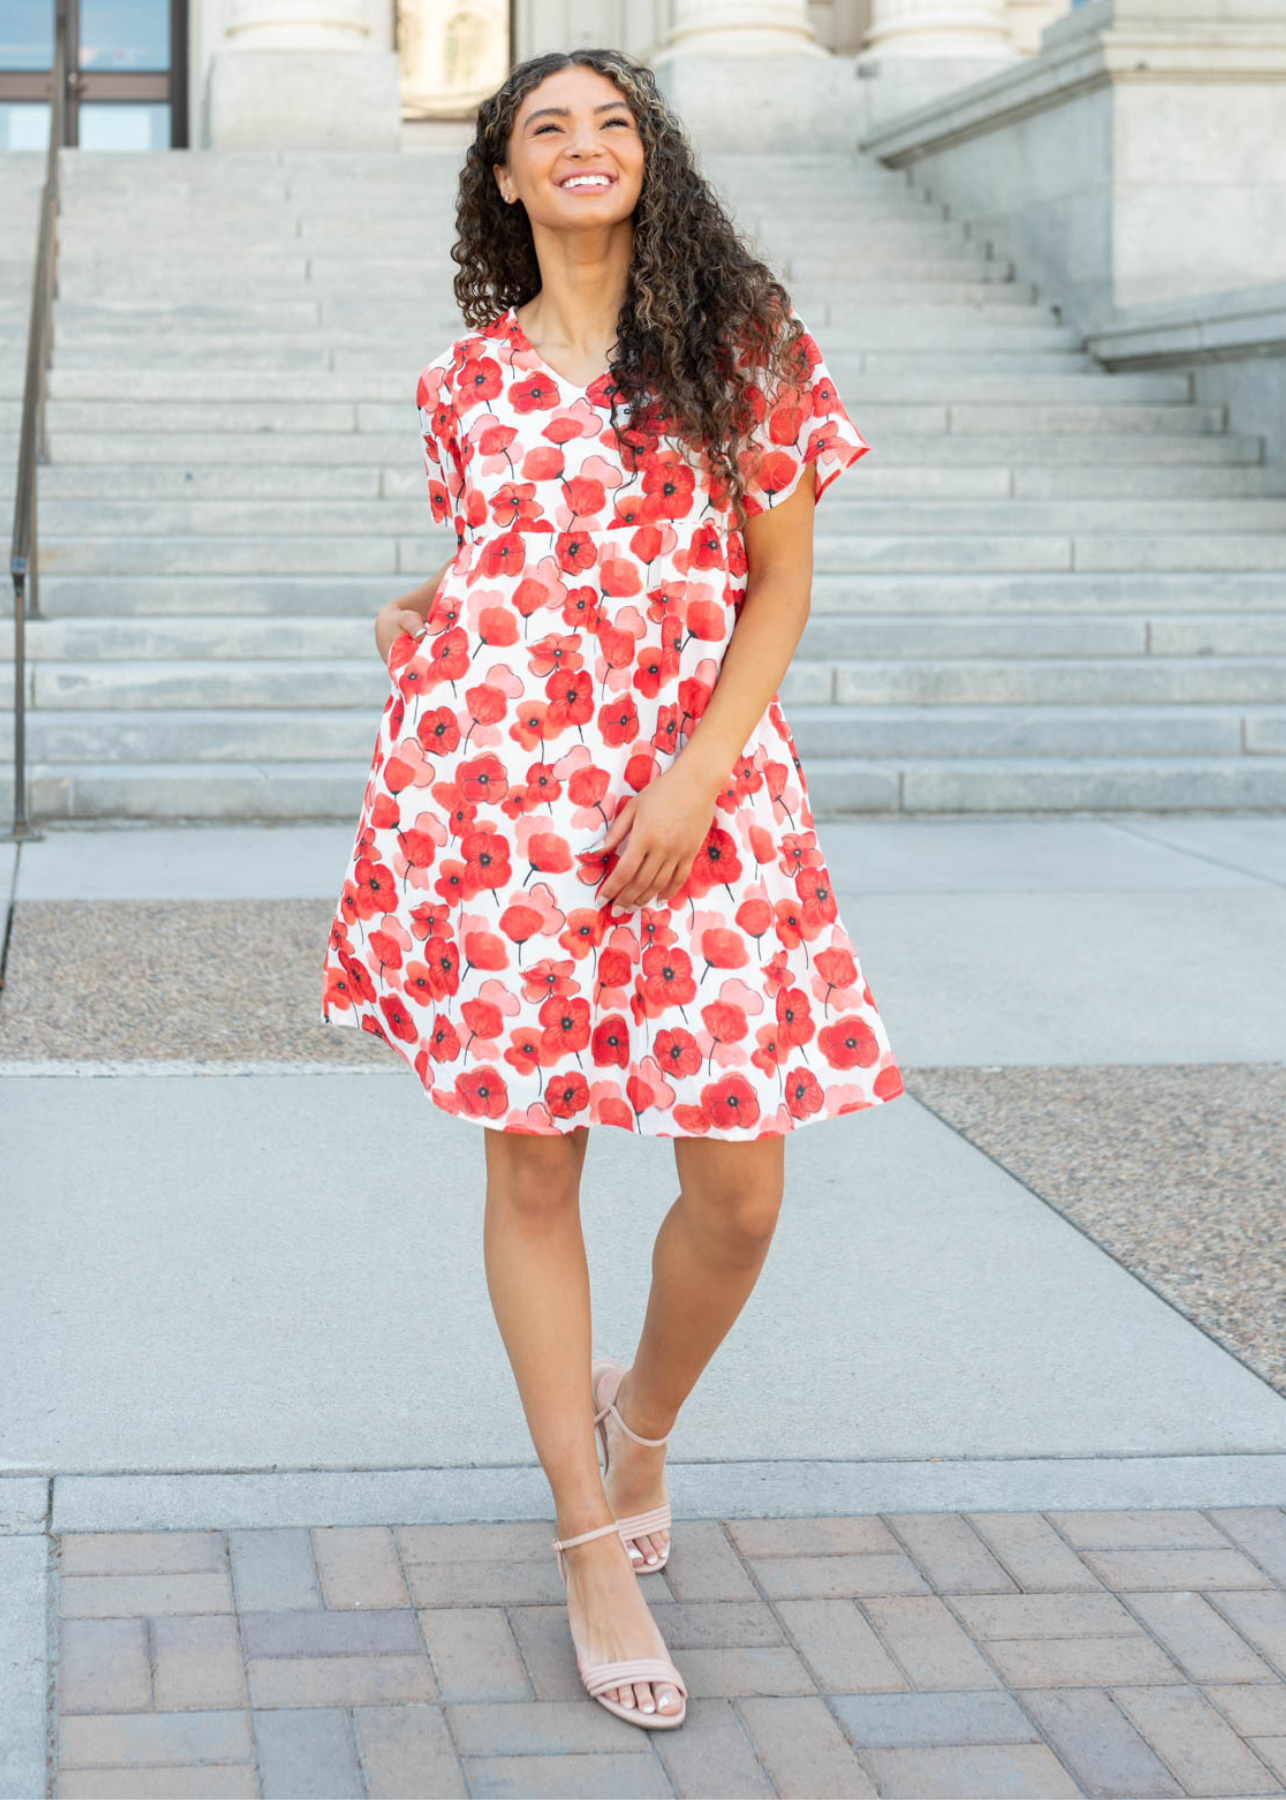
[552,1519,620,1552]
[552,1516,620,1585]
[594,1397,669,1448]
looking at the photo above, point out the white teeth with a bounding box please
[561,176,612,189]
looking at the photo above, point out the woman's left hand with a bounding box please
[592,763,721,910]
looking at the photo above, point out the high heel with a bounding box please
[592,1357,672,1572]
[550,1519,688,1729]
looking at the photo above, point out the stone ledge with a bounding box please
[861,28,1286,165]
[1087,282,1286,368]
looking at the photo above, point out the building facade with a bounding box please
[1,0,1073,154]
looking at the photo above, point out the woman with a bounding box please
[320,46,904,1730]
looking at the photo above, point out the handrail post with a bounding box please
[4,0,67,841]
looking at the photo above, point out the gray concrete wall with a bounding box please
[860,0,1286,333]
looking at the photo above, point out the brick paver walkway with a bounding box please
[53,1507,1286,1798]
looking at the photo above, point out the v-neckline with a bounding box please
[504,304,613,395]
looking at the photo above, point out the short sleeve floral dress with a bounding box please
[318,303,905,1138]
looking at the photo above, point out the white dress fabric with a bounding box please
[319,303,905,1138]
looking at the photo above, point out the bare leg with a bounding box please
[481,1126,681,1717]
[601,1136,785,1567]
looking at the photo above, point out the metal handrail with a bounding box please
[5,0,68,842]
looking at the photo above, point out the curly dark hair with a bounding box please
[451,46,810,531]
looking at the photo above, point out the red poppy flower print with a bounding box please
[684,825,743,899]
[598,696,639,747]
[591,1013,630,1068]
[818,1014,880,1070]
[509,371,560,413]
[545,669,594,735]
[702,1074,760,1131]
[638,944,697,1016]
[539,993,590,1058]
[785,1066,823,1119]
[654,1026,701,1079]
[456,1066,508,1117]
[416,707,458,757]
[546,1071,590,1119]
[427,1013,461,1062]
[457,754,508,806]
[460,828,511,898]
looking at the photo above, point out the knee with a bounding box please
[690,1176,782,1259]
[486,1137,582,1227]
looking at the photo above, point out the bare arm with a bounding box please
[374,555,455,667]
[595,461,818,909]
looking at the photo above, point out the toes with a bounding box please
[656,1682,680,1713]
[633,1681,655,1714]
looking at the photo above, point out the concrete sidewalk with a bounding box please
[3,812,1285,1797]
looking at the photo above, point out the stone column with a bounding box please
[857,0,1020,130]
[651,0,857,152]
[862,0,1013,56]
[663,0,826,57]
[206,0,401,148]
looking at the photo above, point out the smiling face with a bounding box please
[494,64,644,232]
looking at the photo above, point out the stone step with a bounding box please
[20,611,1286,662]
[35,526,1286,576]
[38,527,1286,576]
[1011,466,1286,497]
[8,754,1286,820]
[54,247,1023,282]
[36,368,1197,405]
[807,571,1286,613]
[39,344,1113,399]
[56,191,948,228]
[852,348,1092,368]
[0,702,1269,765]
[785,253,1015,280]
[809,612,1286,659]
[55,273,1039,311]
[45,299,1072,338]
[13,653,1286,709]
[811,531,1286,574]
[58,206,978,239]
[47,322,1089,356]
[804,755,1286,814]
[34,570,1286,618]
[31,496,1286,536]
[828,657,1286,704]
[786,704,1255,758]
[16,430,1260,467]
[10,460,1281,504]
[51,234,998,266]
[31,398,1227,439]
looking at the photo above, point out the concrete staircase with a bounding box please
[4,145,1286,820]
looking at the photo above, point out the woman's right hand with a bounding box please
[375,603,428,672]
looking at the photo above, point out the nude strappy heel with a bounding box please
[592,1357,672,1572]
[550,1519,688,1729]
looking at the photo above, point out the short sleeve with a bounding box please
[739,310,870,518]
[415,345,466,534]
